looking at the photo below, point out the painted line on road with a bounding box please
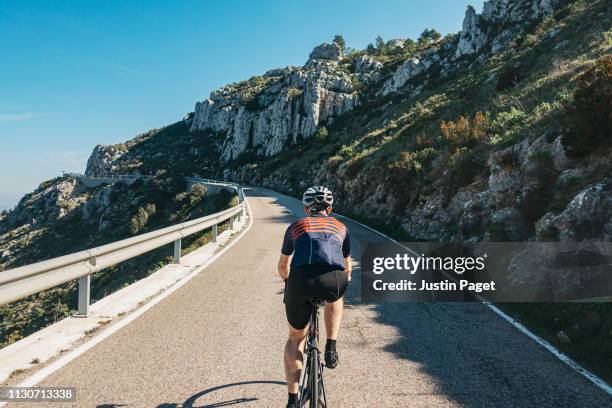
[0,197,254,405]
[333,212,612,396]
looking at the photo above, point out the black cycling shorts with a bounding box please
[284,268,349,330]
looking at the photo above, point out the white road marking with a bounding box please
[335,211,612,396]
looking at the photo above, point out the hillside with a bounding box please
[0,175,237,347]
[1,0,611,381]
[86,0,611,244]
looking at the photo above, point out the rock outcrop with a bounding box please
[190,43,358,162]
[455,5,487,58]
[379,0,563,94]
[536,181,612,241]
[306,42,343,64]
[457,0,560,58]
[354,55,383,84]
[86,144,127,176]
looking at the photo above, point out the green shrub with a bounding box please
[562,55,612,157]
[491,107,527,136]
[314,126,329,142]
[189,184,208,205]
[496,66,521,92]
[338,145,354,157]
[174,192,187,203]
[129,204,156,234]
[449,147,484,184]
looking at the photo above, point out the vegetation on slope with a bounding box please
[0,175,237,348]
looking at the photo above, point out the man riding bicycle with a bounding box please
[278,186,352,408]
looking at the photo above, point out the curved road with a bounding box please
[16,187,612,407]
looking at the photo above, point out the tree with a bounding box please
[333,35,346,53]
[129,204,156,234]
[402,38,417,54]
[366,43,376,55]
[418,28,442,46]
[375,35,385,52]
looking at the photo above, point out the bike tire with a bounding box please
[299,351,310,407]
[309,349,319,408]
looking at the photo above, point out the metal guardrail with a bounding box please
[0,178,246,316]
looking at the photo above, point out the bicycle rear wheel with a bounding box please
[309,348,319,408]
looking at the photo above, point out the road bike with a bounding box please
[298,298,327,408]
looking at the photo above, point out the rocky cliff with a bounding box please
[190,43,359,161]
[86,0,564,173]
[41,0,612,248]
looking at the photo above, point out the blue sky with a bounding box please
[0,0,478,209]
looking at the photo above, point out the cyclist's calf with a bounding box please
[324,297,343,341]
[285,326,308,394]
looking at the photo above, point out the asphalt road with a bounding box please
[16,187,612,407]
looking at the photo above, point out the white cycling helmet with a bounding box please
[302,186,334,209]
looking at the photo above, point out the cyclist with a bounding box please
[278,186,352,408]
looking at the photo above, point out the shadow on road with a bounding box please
[155,380,286,408]
[345,248,610,406]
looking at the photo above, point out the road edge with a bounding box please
[332,212,612,396]
[0,197,254,405]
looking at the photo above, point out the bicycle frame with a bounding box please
[298,301,327,408]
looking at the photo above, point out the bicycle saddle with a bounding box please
[311,298,326,307]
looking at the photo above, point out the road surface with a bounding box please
[14,187,612,407]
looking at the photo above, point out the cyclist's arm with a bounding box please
[344,256,352,281]
[279,226,293,280]
[343,227,352,281]
[278,254,290,280]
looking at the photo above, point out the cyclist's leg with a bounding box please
[324,297,343,340]
[284,270,314,394]
[284,325,308,394]
[321,270,348,341]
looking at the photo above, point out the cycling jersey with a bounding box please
[281,213,351,272]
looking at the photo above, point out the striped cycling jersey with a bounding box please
[281,213,351,271]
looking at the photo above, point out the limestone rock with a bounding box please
[380,57,422,96]
[455,5,487,59]
[86,144,126,176]
[354,55,382,73]
[536,181,612,240]
[306,42,342,65]
[191,62,358,162]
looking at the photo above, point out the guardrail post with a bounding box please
[173,238,182,264]
[77,274,91,317]
[212,224,218,242]
[229,215,235,230]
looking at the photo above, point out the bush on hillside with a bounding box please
[129,204,156,234]
[190,184,208,205]
[449,147,484,184]
[314,126,329,142]
[440,111,489,146]
[562,55,612,157]
[496,65,522,92]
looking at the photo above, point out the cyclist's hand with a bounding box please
[347,272,352,282]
